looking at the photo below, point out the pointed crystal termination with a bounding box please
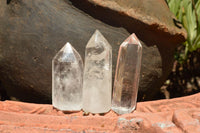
[83,30,112,113]
[112,33,142,114]
[52,42,83,111]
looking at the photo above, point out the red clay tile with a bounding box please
[0,93,199,132]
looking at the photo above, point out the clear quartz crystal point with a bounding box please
[52,42,83,111]
[83,30,112,113]
[112,33,142,114]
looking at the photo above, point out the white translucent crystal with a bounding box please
[112,33,142,114]
[52,42,83,111]
[83,30,112,113]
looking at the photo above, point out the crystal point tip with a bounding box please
[62,42,73,53]
[125,33,141,45]
[94,29,104,42]
[87,30,111,48]
[94,29,101,34]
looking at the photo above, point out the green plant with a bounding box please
[167,0,200,62]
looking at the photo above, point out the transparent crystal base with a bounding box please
[53,104,82,111]
[111,106,136,115]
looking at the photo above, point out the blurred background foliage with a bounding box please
[167,0,200,61]
[160,0,200,99]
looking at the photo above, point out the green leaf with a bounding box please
[166,0,200,62]
[186,1,196,44]
[193,34,200,50]
[196,42,200,49]
[195,0,200,35]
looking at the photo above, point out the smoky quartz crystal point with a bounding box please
[83,30,112,113]
[52,42,83,111]
[112,33,142,114]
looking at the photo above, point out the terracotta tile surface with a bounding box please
[0,93,200,132]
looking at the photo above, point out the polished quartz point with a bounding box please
[112,33,142,114]
[52,42,83,111]
[83,30,112,113]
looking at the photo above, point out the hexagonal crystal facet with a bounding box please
[112,34,142,114]
[83,30,112,113]
[52,42,83,111]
